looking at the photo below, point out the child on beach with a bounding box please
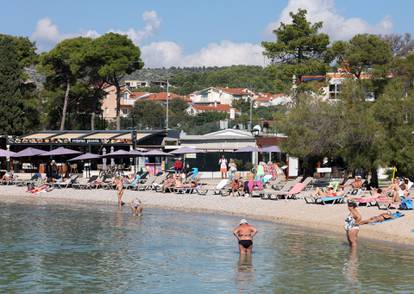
[130,197,143,216]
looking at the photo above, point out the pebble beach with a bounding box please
[0,185,413,246]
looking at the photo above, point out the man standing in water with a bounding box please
[233,219,257,254]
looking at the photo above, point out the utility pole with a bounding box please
[249,95,253,131]
[165,79,169,129]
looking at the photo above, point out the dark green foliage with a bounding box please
[330,34,392,79]
[262,9,331,86]
[0,35,40,135]
[88,33,144,129]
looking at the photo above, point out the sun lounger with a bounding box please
[150,173,169,191]
[213,179,230,196]
[137,175,157,191]
[55,175,78,189]
[315,195,344,205]
[278,177,314,200]
[261,177,303,200]
[124,175,142,190]
[73,176,98,189]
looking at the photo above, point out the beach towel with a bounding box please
[370,212,405,225]
[400,198,413,210]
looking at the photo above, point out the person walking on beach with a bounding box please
[219,155,228,179]
[115,176,125,208]
[344,202,362,248]
[233,219,257,255]
[130,197,143,216]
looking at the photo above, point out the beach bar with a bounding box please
[2,129,179,175]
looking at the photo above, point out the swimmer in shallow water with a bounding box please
[130,197,143,216]
[233,219,257,255]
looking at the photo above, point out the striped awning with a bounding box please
[82,133,123,140]
[52,133,88,140]
[22,133,58,140]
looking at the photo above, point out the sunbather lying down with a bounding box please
[314,186,344,197]
[27,183,52,194]
[360,211,401,224]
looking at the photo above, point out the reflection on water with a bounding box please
[343,248,360,292]
[235,254,254,293]
[0,202,413,293]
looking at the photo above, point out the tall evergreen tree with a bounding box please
[0,35,39,135]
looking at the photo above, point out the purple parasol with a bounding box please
[144,149,173,157]
[260,145,282,153]
[0,148,16,157]
[13,147,46,158]
[68,153,101,161]
[234,146,260,153]
[40,147,81,156]
[101,149,138,158]
[170,146,204,155]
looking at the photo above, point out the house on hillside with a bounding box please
[141,92,190,105]
[190,87,253,106]
[185,104,239,119]
[253,93,292,107]
[299,69,375,101]
[102,85,190,120]
[124,79,169,89]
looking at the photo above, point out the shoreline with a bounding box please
[0,186,413,247]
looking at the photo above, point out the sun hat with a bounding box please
[239,219,248,225]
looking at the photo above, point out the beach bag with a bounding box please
[399,198,413,210]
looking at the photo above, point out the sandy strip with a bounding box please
[0,186,413,246]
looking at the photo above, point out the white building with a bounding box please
[190,87,253,106]
[253,93,292,108]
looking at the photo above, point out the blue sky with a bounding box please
[1,0,413,67]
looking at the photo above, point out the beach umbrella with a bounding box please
[102,149,136,158]
[144,149,173,157]
[170,146,204,155]
[0,148,16,157]
[129,149,145,156]
[234,146,260,153]
[13,147,45,158]
[68,153,101,161]
[40,147,81,156]
[261,146,281,153]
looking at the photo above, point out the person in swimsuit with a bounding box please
[130,197,143,216]
[359,211,398,224]
[115,176,125,208]
[233,219,258,255]
[344,202,362,248]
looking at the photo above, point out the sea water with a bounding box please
[0,202,413,293]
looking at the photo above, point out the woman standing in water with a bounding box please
[344,202,362,248]
[115,176,125,208]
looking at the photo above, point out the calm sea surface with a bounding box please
[0,202,413,293]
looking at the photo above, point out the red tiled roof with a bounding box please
[218,87,249,95]
[142,92,191,102]
[255,93,285,102]
[192,104,232,112]
[129,92,149,98]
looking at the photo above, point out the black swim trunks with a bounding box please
[239,240,253,249]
